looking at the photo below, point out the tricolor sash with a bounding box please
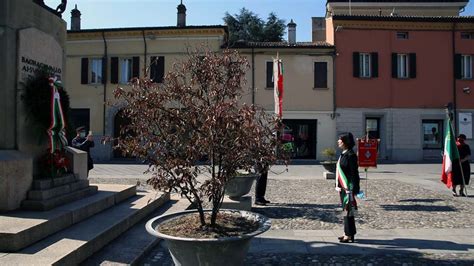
[336,157,357,211]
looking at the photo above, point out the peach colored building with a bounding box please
[326,15,474,161]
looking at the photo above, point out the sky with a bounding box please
[46,0,474,42]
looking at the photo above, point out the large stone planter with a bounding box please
[145,209,271,266]
[224,173,258,200]
[321,161,336,173]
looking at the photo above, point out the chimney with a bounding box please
[71,4,81,30]
[287,19,296,44]
[312,17,326,42]
[177,1,186,27]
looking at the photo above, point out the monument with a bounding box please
[0,0,67,211]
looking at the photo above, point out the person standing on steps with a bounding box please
[335,132,360,243]
[72,126,95,176]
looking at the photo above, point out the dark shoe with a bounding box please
[339,236,354,243]
[254,200,267,206]
[452,188,458,197]
[338,235,345,240]
[262,198,271,204]
[459,190,466,197]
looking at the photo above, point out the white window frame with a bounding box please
[397,54,409,79]
[119,57,133,84]
[89,58,103,84]
[359,53,371,78]
[461,55,472,79]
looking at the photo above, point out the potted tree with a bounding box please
[225,170,260,200]
[113,48,286,266]
[320,147,337,173]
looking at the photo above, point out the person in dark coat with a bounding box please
[72,126,95,175]
[335,132,360,243]
[452,134,471,197]
[255,164,270,206]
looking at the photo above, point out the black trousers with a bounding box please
[255,168,268,201]
[344,215,356,237]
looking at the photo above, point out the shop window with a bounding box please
[422,120,443,149]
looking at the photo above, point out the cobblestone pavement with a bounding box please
[253,179,474,230]
[142,244,474,266]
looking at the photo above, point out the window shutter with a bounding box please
[371,52,378,78]
[266,61,274,88]
[132,56,140,78]
[454,54,462,79]
[391,53,398,78]
[157,56,165,83]
[81,58,88,84]
[409,53,417,78]
[111,57,118,84]
[101,57,107,84]
[314,62,328,88]
[353,52,360,77]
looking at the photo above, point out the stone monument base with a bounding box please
[221,195,252,211]
[324,171,335,179]
[0,151,33,211]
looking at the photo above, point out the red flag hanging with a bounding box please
[273,58,283,118]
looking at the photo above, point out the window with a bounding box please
[422,120,443,149]
[119,58,133,84]
[90,58,103,84]
[397,32,409,39]
[461,32,474,39]
[266,61,274,88]
[150,56,165,83]
[359,53,371,78]
[392,53,416,79]
[314,62,328,88]
[462,55,472,79]
[81,57,105,85]
[397,54,409,78]
[353,52,378,78]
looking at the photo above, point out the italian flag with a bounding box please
[273,58,283,118]
[441,117,460,188]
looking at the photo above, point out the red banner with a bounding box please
[358,138,378,168]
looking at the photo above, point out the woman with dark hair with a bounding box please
[335,132,360,243]
[452,134,471,197]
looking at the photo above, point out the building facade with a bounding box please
[326,15,474,161]
[234,41,336,160]
[66,4,227,161]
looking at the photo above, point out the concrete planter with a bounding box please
[225,173,258,200]
[321,161,337,173]
[145,209,271,266]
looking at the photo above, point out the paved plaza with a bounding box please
[89,163,474,265]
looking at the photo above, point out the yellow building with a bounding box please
[65,4,336,161]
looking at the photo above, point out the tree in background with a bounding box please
[223,8,286,45]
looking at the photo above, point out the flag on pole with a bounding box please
[441,117,460,188]
[47,77,68,153]
[273,57,283,118]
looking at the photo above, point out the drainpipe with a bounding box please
[102,31,108,136]
[331,50,336,120]
[251,47,255,105]
[142,30,147,77]
[452,22,458,134]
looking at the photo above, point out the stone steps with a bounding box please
[0,188,170,265]
[22,185,99,211]
[27,179,90,201]
[82,194,191,266]
[0,184,136,252]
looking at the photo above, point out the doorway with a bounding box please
[113,110,135,159]
[281,119,317,159]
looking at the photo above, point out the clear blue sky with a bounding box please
[46,0,474,42]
